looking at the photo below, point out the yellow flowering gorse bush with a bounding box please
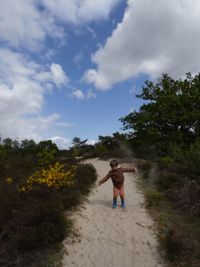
[19,162,76,192]
[5,177,13,184]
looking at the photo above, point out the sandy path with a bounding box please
[62,158,165,267]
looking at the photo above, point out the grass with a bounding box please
[138,160,200,267]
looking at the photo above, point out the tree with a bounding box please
[70,137,88,157]
[3,138,13,150]
[37,140,58,166]
[72,137,87,148]
[120,73,200,156]
[20,139,37,154]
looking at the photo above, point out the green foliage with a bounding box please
[159,156,174,167]
[157,212,200,265]
[74,163,97,195]
[157,214,180,261]
[185,139,200,175]
[37,148,57,166]
[37,140,58,166]
[13,193,67,251]
[0,145,7,158]
[139,161,152,179]
[120,73,200,266]
[145,189,162,207]
[120,73,200,158]
[94,132,128,159]
[67,132,128,160]
[61,163,97,209]
[0,138,97,266]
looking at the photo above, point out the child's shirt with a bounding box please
[101,166,136,187]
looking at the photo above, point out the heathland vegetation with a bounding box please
[0,139,97,266]
[1,72,200,266]
[120,73,200,266]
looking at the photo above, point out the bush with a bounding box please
[185,139,200,176]
[139,161,152,180]
[156,173,179,190]
[157,215,181,261]
[0,159,97,266]
[74,163,97,195]
[145,189,163,208]
[61,163,97,209]
[0,138,98,265]
[14,192,67,251]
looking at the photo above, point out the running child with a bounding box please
[98,160,137,208]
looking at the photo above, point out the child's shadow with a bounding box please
[91,199,111,208]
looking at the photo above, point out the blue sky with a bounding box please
[1,0,200,148]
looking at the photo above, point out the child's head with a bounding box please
[110,160,118,170]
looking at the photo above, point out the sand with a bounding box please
[61,158,165,267]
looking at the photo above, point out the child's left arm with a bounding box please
[122,166,138,173]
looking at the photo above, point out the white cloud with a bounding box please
[72,89,85,100]
[72,88,96,100]
[56,122,75,128]
[0,0,64,51]
[85,0,200,89]
[0,0,121,51]
[0,113,62,141]
[86,139,96,145]
[41,0,122,25]
[0,0,121,142]
[50,136,72,149]
[0,48,70,140]
[50,63,69,87]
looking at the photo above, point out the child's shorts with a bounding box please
[113,183,124,190]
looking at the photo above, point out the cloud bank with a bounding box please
[85,0,200,89]
[0,48,69,140]
[0,0,120,141]
[0,0,121,51]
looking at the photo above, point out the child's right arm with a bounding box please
[98,172,111,186]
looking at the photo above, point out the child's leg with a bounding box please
[119,186,125,207]
[113,187,118,202]
[112,187,118,207]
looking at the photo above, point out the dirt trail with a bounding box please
[62,158,165,267]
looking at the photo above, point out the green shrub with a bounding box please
[159,156,174,168]
[37,149,57,166]
[157,217,181,261]
[2,190,65,251]
[74,163,97,195]
[61,163,97,209]
[145,189,162,207]
[156,173,179,190]
[185,139,200,176]
[139,161,152,180]
[0,137,98,266]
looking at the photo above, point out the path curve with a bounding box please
[62,158,165,267]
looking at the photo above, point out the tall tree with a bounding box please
[120,73,200,156]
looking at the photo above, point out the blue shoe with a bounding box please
[121,202,126,209]
[112,201,117,209]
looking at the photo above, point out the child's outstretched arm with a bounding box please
[122,166,138,173]
[98,172,111,186]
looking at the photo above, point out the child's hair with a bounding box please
[110,160,118,167]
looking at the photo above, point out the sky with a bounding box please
[1,0,200,149]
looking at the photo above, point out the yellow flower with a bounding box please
[6,177,13,184]
[20,162,76,191]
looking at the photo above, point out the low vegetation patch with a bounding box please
[0,140,97,267]
[139,160,200,267]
